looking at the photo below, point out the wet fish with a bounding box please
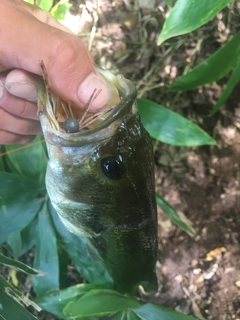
[37,62,158,294]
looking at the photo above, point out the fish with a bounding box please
[37,62,158,295]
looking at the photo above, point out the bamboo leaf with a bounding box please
[170,32,240,91]
[158,0,233,45]
[34,283,112,319]
[0,253,40,275]
[32,202,59,296]
[63,289,140,319]
[137,98,216,146]
[209,59,240,115]
[156,193,195,236]
[0,276,39,320]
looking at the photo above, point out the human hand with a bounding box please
[0,0,111,144]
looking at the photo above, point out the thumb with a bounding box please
[2,1,111,112]
[39,30,111,112]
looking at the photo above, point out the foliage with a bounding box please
[0,138,195,319]
[137,99,215,146]
[159,0,237,115]
[25,0,71,20]
[1,0,238,319]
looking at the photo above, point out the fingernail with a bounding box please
[6,81,37,101]
[77,73,110,111]
[0,79,4,100]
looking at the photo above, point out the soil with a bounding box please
[68,0,240,318]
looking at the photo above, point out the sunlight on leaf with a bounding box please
[158,0,233,45]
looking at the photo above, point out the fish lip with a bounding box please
[38,73,137,147]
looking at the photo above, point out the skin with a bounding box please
[0,0,110,144]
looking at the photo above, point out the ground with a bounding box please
[67,0,240,318]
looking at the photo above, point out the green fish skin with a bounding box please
[38,71,158,295]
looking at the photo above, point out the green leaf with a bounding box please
[157,0,232,45]
[134,302,196,320]
[7,232,22,259]
[0,153,5,171]
[0,253,40,275]
[32,202,59,296]
[109,310,140,320]
[64,289,141,319]
[50,0,72,20]
[0,276,38,320]
[156,194,195,236]
[34,283,112,319]
[209,59,240,115]
[37,0,54,11]
[0,173,43,244]
[20,216,38,256]
[137,98,216,146]
[4,136,47,185]
[170,31,240,91]
[50,203,112,284]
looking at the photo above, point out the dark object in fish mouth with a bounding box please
[38,64,159,295]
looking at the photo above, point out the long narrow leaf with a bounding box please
[63,289,140,319]
[0,276,39,320]
[32,202,59,296]
[34,283,112,319]
[156,193,195,236]
[170,31,240,91]
[137,98,215,146]
[0,253,40,275]
[209,60,240,115]
[158,0,232,45]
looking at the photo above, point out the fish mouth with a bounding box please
[37,64,137,146]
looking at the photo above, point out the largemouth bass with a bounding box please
[37,62,158,294]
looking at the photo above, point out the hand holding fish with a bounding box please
[0,0,110,144]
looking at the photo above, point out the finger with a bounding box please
[0,129,36,145]
[5,69,38,102]
[0,107,41,135]
[1,0,111,112]
[0,72,39,120]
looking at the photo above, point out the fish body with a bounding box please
[38,68,158,294]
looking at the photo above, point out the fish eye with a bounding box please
[101,157,125,180]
